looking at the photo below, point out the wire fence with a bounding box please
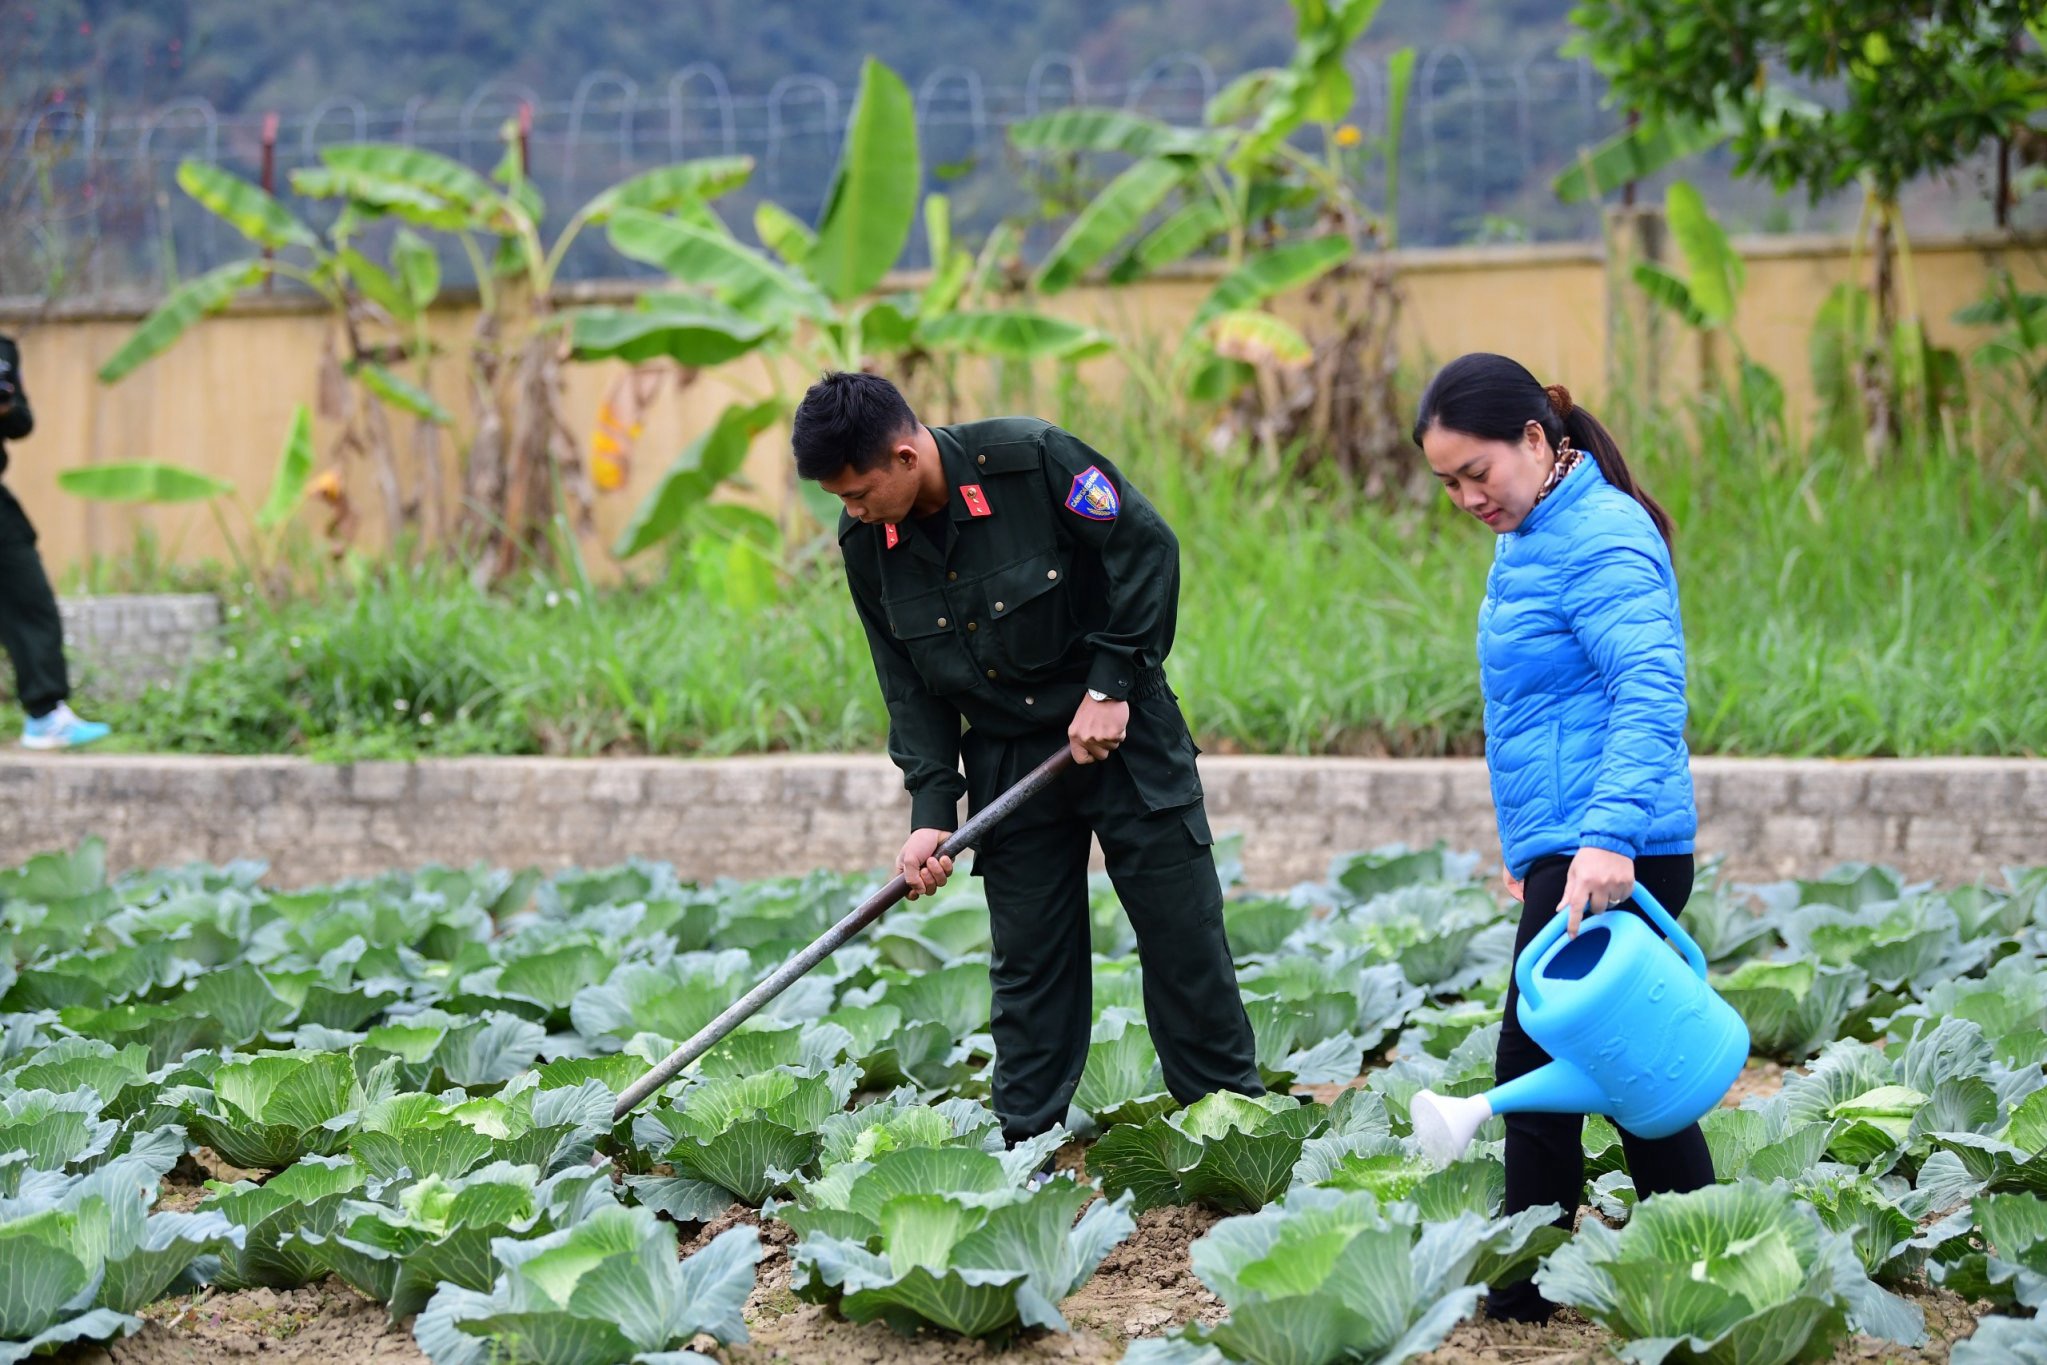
[0,48,1875,302]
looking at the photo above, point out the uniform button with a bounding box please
[977,454,987,466]
[994,601,1005,612]
[1025,696,1035,705]
[937,616,948,628]
[967,621,977,631]
[986,669,998,680]
[947,571,957,581]
[1047,569,1058,580]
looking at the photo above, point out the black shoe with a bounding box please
[1484,1279,1557,1325]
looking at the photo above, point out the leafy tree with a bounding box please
[1563,0,2046,449]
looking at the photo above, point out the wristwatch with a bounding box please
[1086,689,1111,703]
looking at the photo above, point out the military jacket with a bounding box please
[838,417,1190,830]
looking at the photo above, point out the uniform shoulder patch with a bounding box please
[1065,465,1120,521]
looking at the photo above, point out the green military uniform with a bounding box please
[838,416,1263,1142]
[0,336,70,718]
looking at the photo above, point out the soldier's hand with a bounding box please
[1069,696,1129,765]
[896,828,954,900]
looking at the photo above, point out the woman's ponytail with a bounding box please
[1545,382,1674,550]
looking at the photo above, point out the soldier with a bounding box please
[0,333,109,751]
[793,371,1263,1150]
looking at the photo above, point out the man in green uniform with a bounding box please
[792,371,1264,1146]
[0,333,110,751]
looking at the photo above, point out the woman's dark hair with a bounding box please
[792,370,919,481]
[1411,352,1673,548]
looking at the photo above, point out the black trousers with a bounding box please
[0,486,68,718]
[961,712,1264,1144]
[1487,851,1717,1322]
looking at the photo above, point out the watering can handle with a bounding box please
[1514,876,1709,1012]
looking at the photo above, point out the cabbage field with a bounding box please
[2,836,2044,1364]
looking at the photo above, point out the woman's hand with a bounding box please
[1502,868,1525,902]
[1559,847,1634,937]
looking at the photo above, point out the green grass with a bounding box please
[7,408,2045,760]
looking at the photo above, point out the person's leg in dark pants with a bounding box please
[1485,855,1587,1322]
[1609,856,1716,1202]
[1087,758,1263,1105]
[1486,851,1713,1322]
[0,489,70,719]
[970,740,1100,1146]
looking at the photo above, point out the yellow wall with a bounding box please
[2,230,2038,580]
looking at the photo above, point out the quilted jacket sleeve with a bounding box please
[1559,530,1688,859]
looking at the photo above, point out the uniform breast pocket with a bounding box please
[984,552,1074,676]
[885,587,981,696]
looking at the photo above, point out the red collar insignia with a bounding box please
[960,484,992,518]
[884,524,900,549]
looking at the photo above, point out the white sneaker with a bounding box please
[21,702,111,751]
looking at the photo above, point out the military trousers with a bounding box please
[959,694,1264,1143]
[0,487,69,718]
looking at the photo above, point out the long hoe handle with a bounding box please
[611,745,1077,1121]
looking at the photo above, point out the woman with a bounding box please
[1412,352,1712,1323]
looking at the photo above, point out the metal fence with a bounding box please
[0,48,1854,302]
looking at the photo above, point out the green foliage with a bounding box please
[1536,1181,1924,1361]
[776,1149,1136,1338]
[413,1209,761,1364]
[1009,1,1406,416]
[1124,1187,1554,1365]
[1569,0,2043,203]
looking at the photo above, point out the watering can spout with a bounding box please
[1411,1060,1609,1163]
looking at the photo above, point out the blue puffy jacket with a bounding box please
[1478,454,1697,878]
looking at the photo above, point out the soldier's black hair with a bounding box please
[792,371,919,481]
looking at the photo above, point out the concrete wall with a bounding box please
[56,594,222,699]
[0,231,2035,581]
[2,754,2038,891]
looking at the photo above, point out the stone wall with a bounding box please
[2,754,2039,890]
[54,594,221,699]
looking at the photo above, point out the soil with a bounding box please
[152,1148,260,1214]
[1719,1058,1789,1108]
[55,1200,2000,1365]
[1413,1310,1612,1364]
[65,1282,427,1364]
[57,1071,1982,1364]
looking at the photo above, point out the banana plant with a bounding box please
[287,133,757,583]
[571,56,1108,569]
[1629,180,1786,443]
[56,405,325,592]
[1007,0,1415,481]
[93,161,456,554]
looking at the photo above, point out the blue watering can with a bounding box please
[1410,882,1750,1164]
